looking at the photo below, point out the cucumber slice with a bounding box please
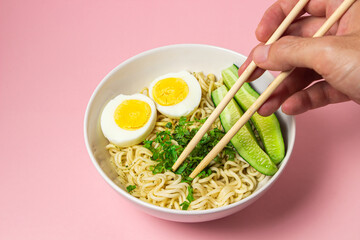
[222,65,285,164]
[211,85,277,176]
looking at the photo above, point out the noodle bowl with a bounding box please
[84,44,295,222]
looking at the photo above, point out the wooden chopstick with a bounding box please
[172,0,310,171]
[189,0,357,179]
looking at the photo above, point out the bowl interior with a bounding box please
[84,44,295,216]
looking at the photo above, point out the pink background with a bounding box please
[1,0,360,239]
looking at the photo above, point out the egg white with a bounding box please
[100,93,157,147]
[149,71,202,118]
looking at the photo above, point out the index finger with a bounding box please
[256,0,328,42]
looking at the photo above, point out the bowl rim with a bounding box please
[84,43,296,216]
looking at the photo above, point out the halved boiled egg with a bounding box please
[100,94,156,147]
[149,71,202,118]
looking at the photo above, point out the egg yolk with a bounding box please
[114,99,151,131]
[152,78,189,106]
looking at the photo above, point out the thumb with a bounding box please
[252,35,336,76]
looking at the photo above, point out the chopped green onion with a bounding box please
[126,185,136,192]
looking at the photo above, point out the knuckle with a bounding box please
[313,37,338,76]
[276,35,298,48]
[271,36,299,67]
[274,36,304,68]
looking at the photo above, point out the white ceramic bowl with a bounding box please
[84,44,296,222]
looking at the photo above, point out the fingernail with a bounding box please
[253,45,270,64]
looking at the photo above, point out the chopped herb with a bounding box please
[143,116,237,209]
[180,201,190,210]
[178,116,189,126]
[175,162,188,175]
[126,185,136,192]
[180,186,195,210]
[144,116,236,179]
[195,117,208,124]
[186,186,194,202]
[224,147,236,160]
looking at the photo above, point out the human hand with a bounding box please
[239,0,360,116]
